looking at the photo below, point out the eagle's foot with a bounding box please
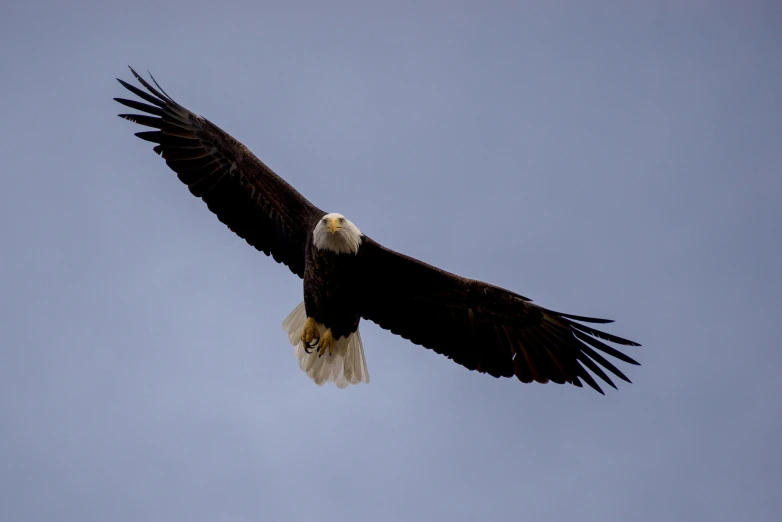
[317,328,335,357]
[300,317,320,353]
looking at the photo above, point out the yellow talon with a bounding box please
[300,317,320,353]
[317,328,335,357]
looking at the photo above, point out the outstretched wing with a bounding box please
[115,67,324,278]
[358,237,640,394]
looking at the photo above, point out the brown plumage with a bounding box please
[116,67,641,393]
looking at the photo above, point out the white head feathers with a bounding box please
[312,213,363,255]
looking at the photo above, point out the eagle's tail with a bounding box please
[282,301,370,388]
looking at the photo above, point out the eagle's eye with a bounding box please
[339,218,345,224]
[323,219,328,224]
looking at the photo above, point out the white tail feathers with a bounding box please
[282,301,370,388]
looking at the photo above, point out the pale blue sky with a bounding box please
[1,1,780,521]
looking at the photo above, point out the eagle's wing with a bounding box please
[358,236,640,393]
[115,67,324,278]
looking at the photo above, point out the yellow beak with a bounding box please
[329,218,338,234]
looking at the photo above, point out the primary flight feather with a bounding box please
[115,67,641,393]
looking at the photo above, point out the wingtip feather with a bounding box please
[558,312,615,324]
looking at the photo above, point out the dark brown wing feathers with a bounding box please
[115,67,324,278]
[359,237,640,394]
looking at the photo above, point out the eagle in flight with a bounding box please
[115,67,640,393]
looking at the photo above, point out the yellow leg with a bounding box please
[300,317,320,353]
[317,328,335,357]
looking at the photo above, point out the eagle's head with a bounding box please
[312,212,363,255]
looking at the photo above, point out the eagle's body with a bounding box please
[116,67,642,393]
[304,213,363,341]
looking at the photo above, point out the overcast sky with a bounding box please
[1,1,780,521]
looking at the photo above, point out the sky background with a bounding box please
[1,1,780,521]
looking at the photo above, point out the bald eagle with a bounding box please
[115,67,640,393]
